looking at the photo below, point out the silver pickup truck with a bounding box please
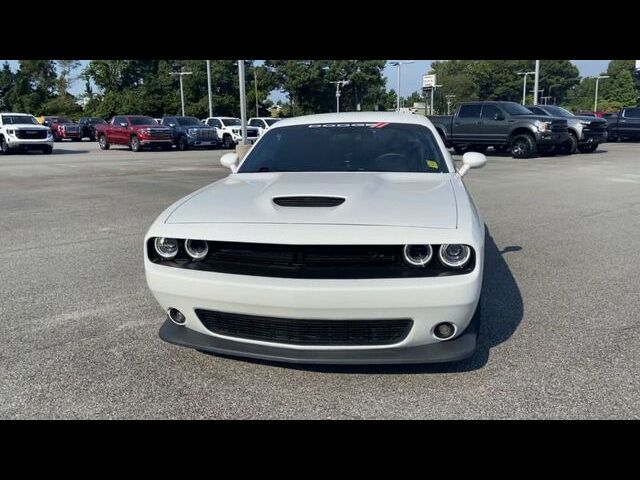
[525,105,607,154]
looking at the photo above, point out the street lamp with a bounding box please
[445,95,456,115]
[517,71,535,105]
[169,70,193,116]
[254,68,259,117]
[329,80,350,112]
[594,75,610,112]
[238,60,248,145]
[389,61,415,111]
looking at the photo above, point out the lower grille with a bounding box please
[15,130,48,139]
[195,309,413,346]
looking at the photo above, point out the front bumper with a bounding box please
[146,258,483,364]
[579,131,607,144]
[186,137,219,147]
[6,137,53,149]
[140,139,172,146]
[536,130,569,146]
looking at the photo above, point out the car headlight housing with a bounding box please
[403,244,433,267]
[154,237,179,259]
[7,129,15,135]
[538,121,552,132]
[188,128,199,136]
[185,239,208,261]
[439,244,471,268]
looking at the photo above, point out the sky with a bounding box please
[1,59,611,100]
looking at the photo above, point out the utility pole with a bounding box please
[431,84,442,115]
[389,61,415,111]
[445,95,456,115]
[533,60,540,105]
[254,68,259,117]
[169,70,193,116]
[594,75,610,112]
[329,80,349,112]
[238,60,248,145]
[206,60,213,118]
[517,71,535,105]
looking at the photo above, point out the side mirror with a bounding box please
[220,152,239,173]
[494,113,505,121]
[458,151,487,177]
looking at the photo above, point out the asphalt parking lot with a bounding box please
[1,140,639,419]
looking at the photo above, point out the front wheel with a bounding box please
[130,135,141,152]
[177,136,189,151]
[510,133,536,159]
[222,135,233,149]
[0,136,10,155]
[556,132,577,155]
[577,143,598,153]
[98,134,110,150]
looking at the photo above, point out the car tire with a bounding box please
[177,136,189,151]
[130,135,141,152]
[577,143,598,153]
[0,136,10,155]
[453,145,467,155]
[556,132,577,155]
[42,145,53,155]
[222,135,233,149]
[510,133,536,159]
[98,134,110,150]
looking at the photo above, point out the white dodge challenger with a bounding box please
[144,112,487,364]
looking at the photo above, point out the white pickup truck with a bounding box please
[0,112,54,154]
[248,117,282,136]
[201,117,259,149]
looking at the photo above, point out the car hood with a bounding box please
[513,115,566,123]
[9,124,50,130]
[166,172,458,229]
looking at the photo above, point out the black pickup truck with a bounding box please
[428,101,569,158]
[605,107,640,141]
[160,116,220,150]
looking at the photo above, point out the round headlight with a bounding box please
[154,237,179,259]
[403,244,433,267]
[439,244,471,268]
[185,239,208,261]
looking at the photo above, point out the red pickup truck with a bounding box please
[95,115,173,152]
[39,116,81,141]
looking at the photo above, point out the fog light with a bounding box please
[434,322,455,340]
[167,308,186,325]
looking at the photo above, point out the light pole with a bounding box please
[389,61,415,111]
[517,71,535,105]
[169,70,193,116]
[238,60,248,145]
[206,60,213,118]
[329,80,349,112]
[594,75,610,112]
[445,95,456,115]
[533,60,540,105]
[254,68,259,117]
[430,84,442,115]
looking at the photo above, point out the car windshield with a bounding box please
[265,119,280,126]
[175,117,202,126]
[238,123,448,174]
[502,103,534,115]
[50,117,72,123]
[129,116,158,125]
[2,115,39,125]
[89,118,106,124]
[542,106,574,117]
[221,118,241,126]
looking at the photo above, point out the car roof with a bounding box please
[271,112,436,129]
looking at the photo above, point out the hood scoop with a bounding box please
[273,196,345,207]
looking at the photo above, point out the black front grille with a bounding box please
[551,121,568,133]
[147,240,476,279]
[273,196,345,207]
[584,122,608,133]
[15,130,48,139]
[195,309,413,346]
